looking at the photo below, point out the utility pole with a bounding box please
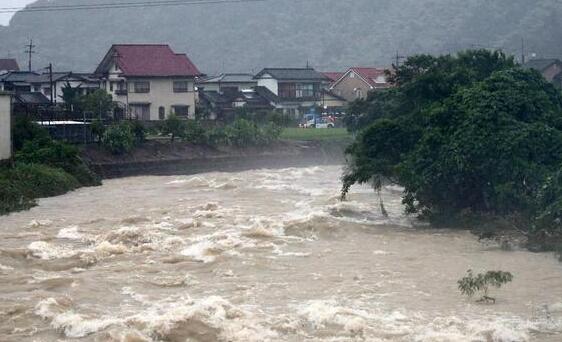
[521,38,526,65]
[25,39,36,72]
[48,63,54,105]
[394,51,406,67]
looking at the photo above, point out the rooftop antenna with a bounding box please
[25,38,36,71]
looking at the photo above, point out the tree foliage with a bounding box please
[458,270,513,303]
[342,50,562,246]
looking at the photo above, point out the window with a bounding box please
[109,82,114,91]
[296,83,314,98]
[278,83,296,98]
[134,81,150,93]
[130,104,151,120]
[172,105,189,117]
[173,81,189,93]
[355,88,363,99]
[350,72,355,78]
[158,106,166,120]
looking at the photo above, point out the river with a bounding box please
[0,165,561,341]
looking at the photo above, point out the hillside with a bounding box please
[1,0,561,74]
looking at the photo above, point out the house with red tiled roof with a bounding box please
[329,67,390,101]
[94,44,203,120]
[322,72,344,85]
[0,59,19,73]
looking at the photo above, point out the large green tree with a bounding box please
[342,50,562,244]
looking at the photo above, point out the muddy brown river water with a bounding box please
[0,165,561,341]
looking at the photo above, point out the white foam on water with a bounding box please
[57,226,82,240]
[27,241,79,260]
[27,219,53,228]
[0,263,14,271]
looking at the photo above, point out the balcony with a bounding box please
[115,89,128,96]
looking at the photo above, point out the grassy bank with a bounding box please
[281,127,351,141]
[0,118,100,215]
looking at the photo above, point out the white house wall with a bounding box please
[115,78,197,120]
[0,93,12,160]
[256,76,278,95]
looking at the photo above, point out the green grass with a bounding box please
[280,128,352,141]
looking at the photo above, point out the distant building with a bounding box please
[197,73,257,92]
[0,71,42,93]
[524,59,562,88]
[329,67,390,101]
[322,72,344,86]
[253,67,344,117]
[0,92,12,161]
[94,44,203,120]
[0,59,19,74]
[198,87,274,120]
[33,72,100,104]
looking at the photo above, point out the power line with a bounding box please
[0,0,267,14]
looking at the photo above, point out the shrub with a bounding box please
[91,119,106,143]
[102,123,135,155]
[12,117,51,151]
[160,113,186,142]
[182,120,206,144]
[16,136,100,186]
[458,270,513,303]
[124,120,146,144]
[0,163,80,214]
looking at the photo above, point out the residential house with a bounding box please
[0,71,42,93]
[0,92,12,160]
[33,72,100,104]
[198,87,273,120]
[329,67,390,101]
[253,67,345,117]
[94,44,203,120]
[524,59,562,88]
[197,73,257,92]
[322,72,344,86]
[0,59,20,74]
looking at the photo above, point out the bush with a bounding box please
[16,130,100,186]
[160,113,186,142]
[0,163,80,214]
[12,117,51,151]
[458,270,513,303]
[124,120,146,144]
[182,120,206,144]
[91,119,105,143]
[102,123,135,155]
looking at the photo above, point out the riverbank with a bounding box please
[81,138,349,178]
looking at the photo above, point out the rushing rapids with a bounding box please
[0,165,561,341]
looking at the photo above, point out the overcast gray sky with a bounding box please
[0,0,36,26]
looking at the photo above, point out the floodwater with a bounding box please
[0,165,561,341]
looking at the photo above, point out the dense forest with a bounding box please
[0,0,562,74]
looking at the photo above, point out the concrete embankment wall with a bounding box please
[88,141,348,179]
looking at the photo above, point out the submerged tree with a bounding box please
[458,270,513,303]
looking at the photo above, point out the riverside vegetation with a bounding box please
[342,49,562,253]
[0,118,100,215]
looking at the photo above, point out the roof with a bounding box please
[253,86,279,103]
[0,59,19,71]
[15,92,50,105]
[524,58,562,72]
[199,88,273,111]
[254,68,329,81]
[0,71,41,83]
[322,72,344,82]
[33,72,99,83]
[331,67,390,89]
[95,44,202,77]
[200,73,256,84]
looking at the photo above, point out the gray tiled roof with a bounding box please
[201,73,256,84]
[523,59,562,71]
[254,68,328,81]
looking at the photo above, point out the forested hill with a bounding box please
[1,0,561,74]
